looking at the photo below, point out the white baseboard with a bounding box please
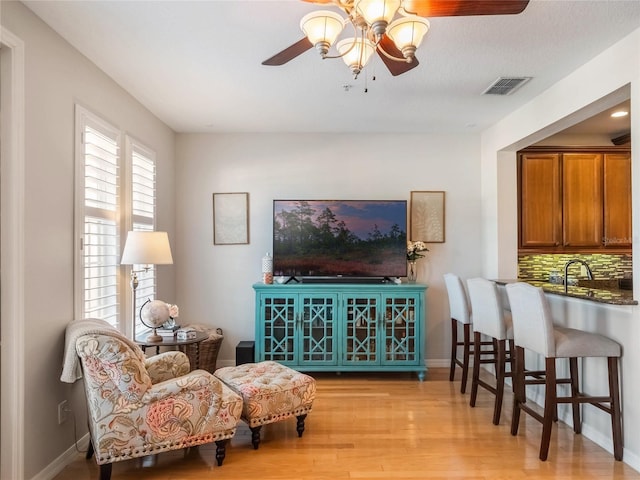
[31,433,90,480]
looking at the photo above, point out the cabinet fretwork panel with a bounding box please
[254,283,427,380]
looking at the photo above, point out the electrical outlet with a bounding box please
[581,265,588,276]
[58,400,70,424]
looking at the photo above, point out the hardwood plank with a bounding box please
[53,370,639,480]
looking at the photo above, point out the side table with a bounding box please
[135,331,209,370]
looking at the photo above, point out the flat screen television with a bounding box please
[273,200,407,281]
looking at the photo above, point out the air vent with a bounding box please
[482,76,531,95]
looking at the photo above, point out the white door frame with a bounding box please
[0,27,26,480]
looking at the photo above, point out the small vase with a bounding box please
[407,261,418,283]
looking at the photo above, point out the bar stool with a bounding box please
[505,282,623,461]
[466,278,514,425]
[444,273,494,394]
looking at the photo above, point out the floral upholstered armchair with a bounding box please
[61,319,243,480]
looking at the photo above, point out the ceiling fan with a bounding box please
[262,0,530,77]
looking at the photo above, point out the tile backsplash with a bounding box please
[518,253,632,281]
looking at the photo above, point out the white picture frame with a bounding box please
[410,191,445,243]
[213,192,249,245]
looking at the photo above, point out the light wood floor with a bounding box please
[54,368,639,480]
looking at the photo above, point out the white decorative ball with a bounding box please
[140,300,170,328]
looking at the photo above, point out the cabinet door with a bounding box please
[260,295,297,364]
[563,153,603,247]
[343,295,380,364]
[381,295,420,365]
[299,294,338,366]
[604,153,632,247]
[519,154,562,247]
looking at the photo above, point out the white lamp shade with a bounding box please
[387,15,430,50]
[354,0,401,25]
[120,231,173,265]
[337,37,375,72]
[300,10,345,46]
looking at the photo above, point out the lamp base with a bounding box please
[146,331,163,343]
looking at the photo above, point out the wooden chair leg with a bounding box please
[99,464,112,480]
[449,318,458,382]
[215,439,228,466]
[569,357,581,434]
[469,331,482,407]
[493,339,506,425]
[608,357,624,461]
[461,323,472,394]
[511,346,525,436]
[540,357,557,461]
[86,438,94,460]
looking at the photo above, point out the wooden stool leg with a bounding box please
[493,339,506,425]
[449,318,458,382]
[461,323,472,394]
[469,331,482,407]
[608,357,624,461]
[540,357,557,461]
[511,346,525,436]
[569,357,581,434]
[250,426,262,450]
[215,439,228,466]
[296,414,307,437]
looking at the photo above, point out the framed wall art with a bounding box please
[213,192,249,245]
[410,191,445,243]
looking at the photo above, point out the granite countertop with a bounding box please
[493,279,637,306]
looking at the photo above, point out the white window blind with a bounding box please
[130,142,157,336]
[75,106,159,337]
[79,117,121,327]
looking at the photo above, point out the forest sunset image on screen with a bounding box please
[273,200,407,278]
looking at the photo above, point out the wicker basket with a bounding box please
[182,324,224,373]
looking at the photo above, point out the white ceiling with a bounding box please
[23,0,640,135]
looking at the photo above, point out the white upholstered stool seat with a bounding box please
[505,282,623,461]
[444,273,495,393]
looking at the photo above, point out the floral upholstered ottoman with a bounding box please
[214,361,316,449]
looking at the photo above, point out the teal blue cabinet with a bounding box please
[253,283,427,380]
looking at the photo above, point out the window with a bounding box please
[75,105,157,336]
[129,140,157,336]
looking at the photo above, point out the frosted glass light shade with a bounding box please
[121,231,173,265]
[387,16,430,51]
[354,0,401,25]
[300,11,345,50]
[337,37,375,75]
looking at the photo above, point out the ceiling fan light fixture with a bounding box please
[387,15,430,59]
[337,37,376,77]
[354,0,401,37]
[300,11,345,57]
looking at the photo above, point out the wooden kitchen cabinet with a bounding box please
[562,153,603,247]
[519,153,562,248]
[518,148,631,253]
[603,153,632,247]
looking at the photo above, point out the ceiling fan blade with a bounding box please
[262,37,313,66]
[377,34,420,76]
[402,0,529,17]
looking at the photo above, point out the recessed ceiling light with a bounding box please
[611,110,629,118]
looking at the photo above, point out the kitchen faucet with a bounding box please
[563,259,594,293]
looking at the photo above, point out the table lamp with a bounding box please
[120,231,173,340]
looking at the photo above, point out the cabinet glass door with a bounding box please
[262,296,296,363]
[382,295,418,365]
[343,296,379,364]
[300,295,337,365]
